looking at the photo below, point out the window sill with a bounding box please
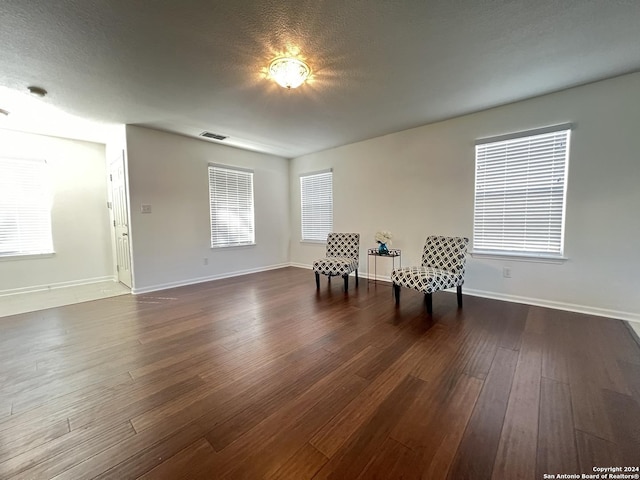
[0,252,56,261]
[300,240,327,245]
[211,243,256,250]
[470,250,568,264]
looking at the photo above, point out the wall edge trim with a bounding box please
[131,263,291,295]
[0,276,117,297]
[288,265,640,324]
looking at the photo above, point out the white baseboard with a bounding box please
[289,262,312,270]
[131,263,291,295]
[287,265,639,326]
[289,263,392,282]
[0,276,117,297]
[463,288,640,325]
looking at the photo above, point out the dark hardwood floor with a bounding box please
[0,267,639,479]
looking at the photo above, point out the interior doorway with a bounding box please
[109,151,132,288]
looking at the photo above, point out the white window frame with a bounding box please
[208,163,255,248]
[300,169,333,243]
[0,157,54,258]
[472,124,572,261]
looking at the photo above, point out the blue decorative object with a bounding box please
[378,243,389,255]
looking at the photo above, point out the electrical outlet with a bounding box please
[141,204,152,214]
[203,257,209,266]
[503,267,512,278]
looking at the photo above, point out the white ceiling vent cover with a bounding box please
[200,131,228,141]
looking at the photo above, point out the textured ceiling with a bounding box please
[1,0,639,157]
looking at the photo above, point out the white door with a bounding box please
[110,152,132,288]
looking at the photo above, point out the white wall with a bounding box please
[289,72,640,321]
[125,126,290,293]
[0,129,114,292]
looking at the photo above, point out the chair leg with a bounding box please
[315,273,320,290]
[457,286,463,308]
[355,270,359,287]
[343,275,349,291]
[425,293,433,315]
[393,284,400,305]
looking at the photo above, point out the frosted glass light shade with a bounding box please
[269,57,310,89]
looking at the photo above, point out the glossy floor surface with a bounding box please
[0,267,639,479]
[0,280,130,318]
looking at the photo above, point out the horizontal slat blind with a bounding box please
[300,171,333,242]
[474,128,570,255]
[0,158,53,257]
[208,165,255,248]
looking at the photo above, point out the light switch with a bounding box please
[141,204,152,214]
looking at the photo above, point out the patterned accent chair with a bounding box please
[391,236,469,315]
[313,233,360,291]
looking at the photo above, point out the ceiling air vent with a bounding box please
[200,131,228,141]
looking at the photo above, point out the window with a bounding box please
[473,125,571,258]
[208,164,255,248]
[300,170,333,242]
[0,158,54,257]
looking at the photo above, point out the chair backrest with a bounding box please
[326,233,360,259]
[422,236,469,275]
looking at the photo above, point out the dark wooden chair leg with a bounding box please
[355,270,359,287]
[425,293,433,315]
[315,273,320,290]
[393,284,400,305]
[457,285,463,308]
[343,275,349,291]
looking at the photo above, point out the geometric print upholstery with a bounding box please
[391,236,468,294]
[421,235,468,276]
[313,233,360,277]
[326,233,360,260]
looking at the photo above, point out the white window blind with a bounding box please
[300,170,333,242]
[208,164,255,248]
[0,158,54,257]
[473,126,571,257]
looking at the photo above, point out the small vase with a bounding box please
[378,243,389,255]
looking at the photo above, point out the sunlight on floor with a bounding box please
[0,281,130,318]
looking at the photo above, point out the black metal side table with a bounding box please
[367,248,401,287]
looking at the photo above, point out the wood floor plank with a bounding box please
[310,335,432,458]
[496,301,528,351]
[201,373,370,480]
[569,379,616,443]
[0,372,133,442]
[540,309,572,383]
[601,389,640,467]
[417,374,484,479]
[536,377,579,477]
[0,268,636,479]
[70,374,206,431]
[0,421,136,480]
[491,331,542,480]
[575,430,624,474]
[619,359,640,404]
[357,437,421,480]
[523,305,546,335]
[447,347,519,480]
[77,348,372,480]
[266,442,328,480]
[313,374,426,480]
[205,347,338,451]
[137,437,217,480]
[0,417,69,464]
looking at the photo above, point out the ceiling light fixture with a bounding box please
[28,86,48,97]
[268,57,310,89]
